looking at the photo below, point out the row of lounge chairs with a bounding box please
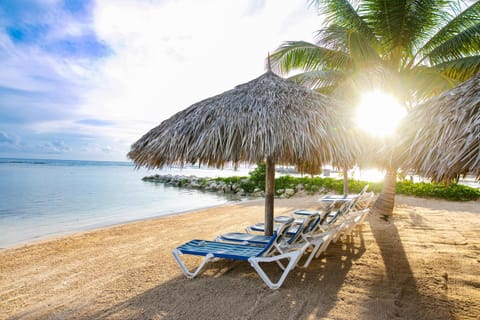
[173,185,375,289]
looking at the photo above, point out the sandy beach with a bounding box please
[1,195,479,320]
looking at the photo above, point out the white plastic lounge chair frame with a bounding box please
[217,212,319,246]
[172,219,308,289]
[340,208,371,241]
[221,213,336,269]
[216,213,322,269]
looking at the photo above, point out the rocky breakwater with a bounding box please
[141,174,265,197]
[141,174,300,198]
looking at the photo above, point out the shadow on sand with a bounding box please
[363,209,454,320]
[80,206,456,319]
[84,236,366,319]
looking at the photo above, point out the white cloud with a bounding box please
[0,0,321,160]
[0,131,20,145]
[73,0,320,157]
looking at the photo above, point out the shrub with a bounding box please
[215,170,480,201]
[248,162,266,190]
[396,181,480,201]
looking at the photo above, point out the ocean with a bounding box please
[0,158,252,248]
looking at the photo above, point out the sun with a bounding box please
[356,91,407,137]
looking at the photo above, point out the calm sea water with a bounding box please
[0,158,251,248]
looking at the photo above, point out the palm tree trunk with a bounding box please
[374,168,397,216]
[264,157,275,236]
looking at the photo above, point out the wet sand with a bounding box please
[1,195,479,319]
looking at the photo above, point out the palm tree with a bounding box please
[271,0,480,215]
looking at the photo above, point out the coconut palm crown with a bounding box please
[271,0,480,214]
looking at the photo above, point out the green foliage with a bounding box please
[274,175,383,195]
[215,176,244,185]
[248,162,266,190]
[272,0,480,101]
[213,176,256,193]
[239,180,256,193]
[395,181,480,201]
[246,173,479,201]
[197,178,208,187]
[275,175,300,191]
[151,172,479,201]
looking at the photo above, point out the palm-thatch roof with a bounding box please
[128,70,358,170]
[397,72,480,182]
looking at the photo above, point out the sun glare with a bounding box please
[356,91,406,137]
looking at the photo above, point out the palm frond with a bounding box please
[310,0,376,42]
[427,23,480,63]
[269,41,352,75]
[404,67,459,104]
[361,0,451,60]
[287,70,347,90]
[434,55,480,80]
[315,24,352,52]
[415,1,480,62]
[347,30,382,67]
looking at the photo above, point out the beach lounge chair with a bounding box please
[319,184,369,208]
[339,208,371,241]
[216,213,326,267]
[331,192,375,241]
[172,218,309,289]
[221,212,320,244]
[245,204,334,234]
[228,212,337,268]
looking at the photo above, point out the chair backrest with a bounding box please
[359,184,369,196]
[317,184,369,226]
[261,217,295,256]
[288,212,320,244]
[326,199,355,224]
[355,191,375,210]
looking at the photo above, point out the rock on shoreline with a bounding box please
[142,174,298,198]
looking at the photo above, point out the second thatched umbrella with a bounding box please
[128,69,358,235]
[398,72,480,182]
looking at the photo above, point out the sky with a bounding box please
[0,0,321,161]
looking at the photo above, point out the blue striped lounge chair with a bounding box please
[218,213,334,269]
[172,218,309,289]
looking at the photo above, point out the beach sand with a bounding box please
[1,195,479,320]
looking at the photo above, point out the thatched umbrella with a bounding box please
[398,72,480,182]
[128,67,358,235]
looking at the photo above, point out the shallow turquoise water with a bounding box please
[0,158,247,248]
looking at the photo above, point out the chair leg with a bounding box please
[300,238,324,268]
[332,222,346,243]
[315,231,334,258]
[342,211,369,241]
[249,250,304,289]
[341,221,356,241]
[172,249,214,279]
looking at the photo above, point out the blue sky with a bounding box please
[0,0,319,161]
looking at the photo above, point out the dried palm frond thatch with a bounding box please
[397,72,480,182]
[128,70,358,170]
[128,69,359,235]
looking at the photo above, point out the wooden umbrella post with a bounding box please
[343,166,349,197]
[264,157,275,236]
